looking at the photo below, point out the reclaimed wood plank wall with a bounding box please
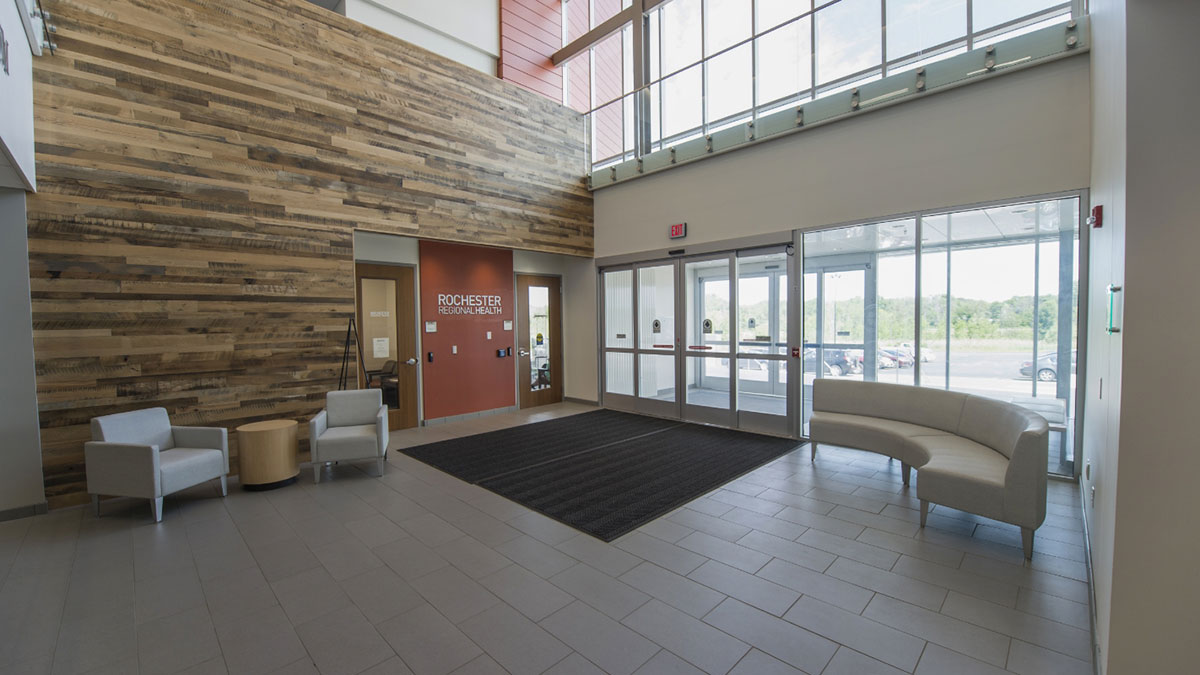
[28,0,593,508]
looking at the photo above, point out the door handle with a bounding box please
[518,349,530,357]
[404,358,417,365]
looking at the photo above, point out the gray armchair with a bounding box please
[86,407,229,522]
[309,389,388,483]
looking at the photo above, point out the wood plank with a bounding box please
[29,0,592,509]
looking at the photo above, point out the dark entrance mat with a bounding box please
[401,410,799,541]
[400,409,682,484]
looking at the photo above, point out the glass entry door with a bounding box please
[600,247,794,436]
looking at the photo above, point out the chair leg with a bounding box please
[92,494,100,517]
[919,500,928,528]
[313,464,321,484]
[810,442,818,462]
[220,474,228,497]
[1022,527,1035,560]
[151,497,164,523]
[376,457,385,477]
[901,462,911,487]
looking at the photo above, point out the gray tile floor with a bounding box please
[0,402,1093,675]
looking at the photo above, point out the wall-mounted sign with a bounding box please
[503,320,513,331]
[703,319,713,334]
[372,337,390,358]
[436,293,503,316]
[669,222,687,239]
[425,321,437,333]
[369,310,390,318]
[536,332,544,345]
[652,319,661,334]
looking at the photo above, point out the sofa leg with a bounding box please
[92,494,100,517]
[313,464,321,484]
[220,474,228,497]
[919,500,928,528]
[377,457,385,477]
[151,497,164,523]
[810,442,818,462]
[901,462,911,487]
[1022,527,1034,560]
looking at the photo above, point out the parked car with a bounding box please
[877,351,897,369]
[1020,350,1078,382]
[879,348,913,368]
[803,348,858,377]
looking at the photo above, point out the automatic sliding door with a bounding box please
[683,257,734,426]
[636,264,678,416]
[736,250,790,434]
[602,269,636,410]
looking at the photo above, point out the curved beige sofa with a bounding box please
[809,379,1049,559]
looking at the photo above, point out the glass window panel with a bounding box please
[591,98,624,164]
[624,94,636,154]
[822,270,864,345]
[738,275,770,353]
[973,0,1064,32]
[566,57,591,113]
[685,258,730,353]
[604,270,634,349]
[592,0,627,29]
[661,0,702,74]
[662,63,703,139]
[706,43,752,123]
[528,286,551,391]
[737,251,787,357]
[648,9,661,82]
[886,0,966,59]
[606,352,635,395]
[565,0,591,42]
[686,356,729,408]
[639,353,677,401]
[874,219,917,386]
[737,359,787,415]
[623,26,634,95]
[778,273,788,354]
[756,16,812,105]
[816,0,882,84]
[706,0,752,55]
[638,265,676,350]
[985,13,1071,43]
[592,31,624,107]
[920,214,949,389]
[757,0,807,31]
[817,72,880,97]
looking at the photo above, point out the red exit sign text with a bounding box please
[669,223,687,239]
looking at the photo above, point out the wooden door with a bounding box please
[356,263,419,430]
[517,274,564,408]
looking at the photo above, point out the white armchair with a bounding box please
[86,407,229,522]
[309,389,388,483]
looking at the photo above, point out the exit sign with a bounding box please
[669,222,687,239]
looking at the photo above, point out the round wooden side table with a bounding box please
[236,419,299,491]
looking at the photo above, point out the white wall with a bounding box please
[339,0,500,75]
[0,0,36,190]
[0,189,45,513]
[1081,0,1124,668]
[1100,2,1200,672]
[353,231,599,405]
[595,56,1091,258]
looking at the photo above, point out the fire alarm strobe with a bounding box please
[669,223,687,239]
